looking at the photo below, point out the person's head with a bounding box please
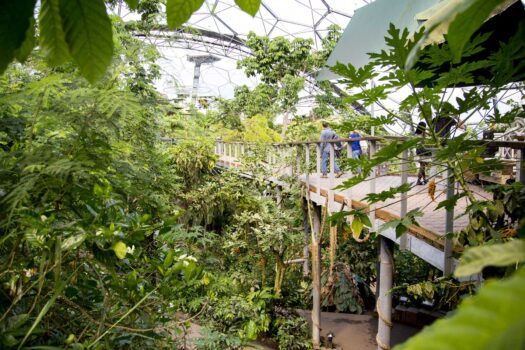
[322,121,329,128]
[416,121,426,135]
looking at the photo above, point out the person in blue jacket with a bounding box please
[349,130,362,174]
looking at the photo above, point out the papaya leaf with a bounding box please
[39,0,70,66]
[59,0,113,83]
[380,208,422,238]
[394,268,525,350]
[328,210,351,224]
[166,0,205,30]
[363,183,412,205]
[0,0,36,73]
[234,0,261,16]
[436,192,466,211]
[455,240,525,277]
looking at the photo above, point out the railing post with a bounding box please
[443,163,454,275]
[377,237,394,350]
[400,149,409,250]
[517,149,524,184]
[241,142,245,155]
[316,144,321,196]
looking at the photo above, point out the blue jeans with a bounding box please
[321,151,340,175]
[352,150,362,174]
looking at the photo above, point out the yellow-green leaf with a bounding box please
[234,0,261,16]
[112,241,127,259]
[351,217,363,239]
[166,0,205,30]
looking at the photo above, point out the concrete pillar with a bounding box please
[312,205,322,349]
[400,149,409,250]
[369,140,377,230]
[443,164,454,275]
[376,237,394,350]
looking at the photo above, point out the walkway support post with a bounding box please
[304,144,311,278]
[311,204,322,349]
[400,149,409,250]
[377,236,394,350]
[369,139,377,229]
[443,163,454,275]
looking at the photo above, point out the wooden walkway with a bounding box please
[303,173,489,238]
[216,154,491,272]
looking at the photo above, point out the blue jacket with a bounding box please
[350,133,361,152]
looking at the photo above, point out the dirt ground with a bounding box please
[296,310,420,350]
[176,310,419,350]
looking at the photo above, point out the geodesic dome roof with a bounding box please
[136,0,369,105]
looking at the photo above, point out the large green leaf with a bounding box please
[234,0,261,16]
[447,0,503,62]
[394,268,525,350]
[14,18,36,63]
[0,0,36,73]
[166,0,205,30]
[59,0,113,83]
[455,240,525,277]
[406,0,511,68]
[125,0,139,10]
[39,0,70,66]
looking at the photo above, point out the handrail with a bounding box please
[214,137,525,149]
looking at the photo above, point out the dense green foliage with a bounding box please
[1,0,525,349]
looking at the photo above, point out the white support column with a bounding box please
[369,140,377,230]
[311,205,322,349]
[376,237,394,350]
[400,149,409,250]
